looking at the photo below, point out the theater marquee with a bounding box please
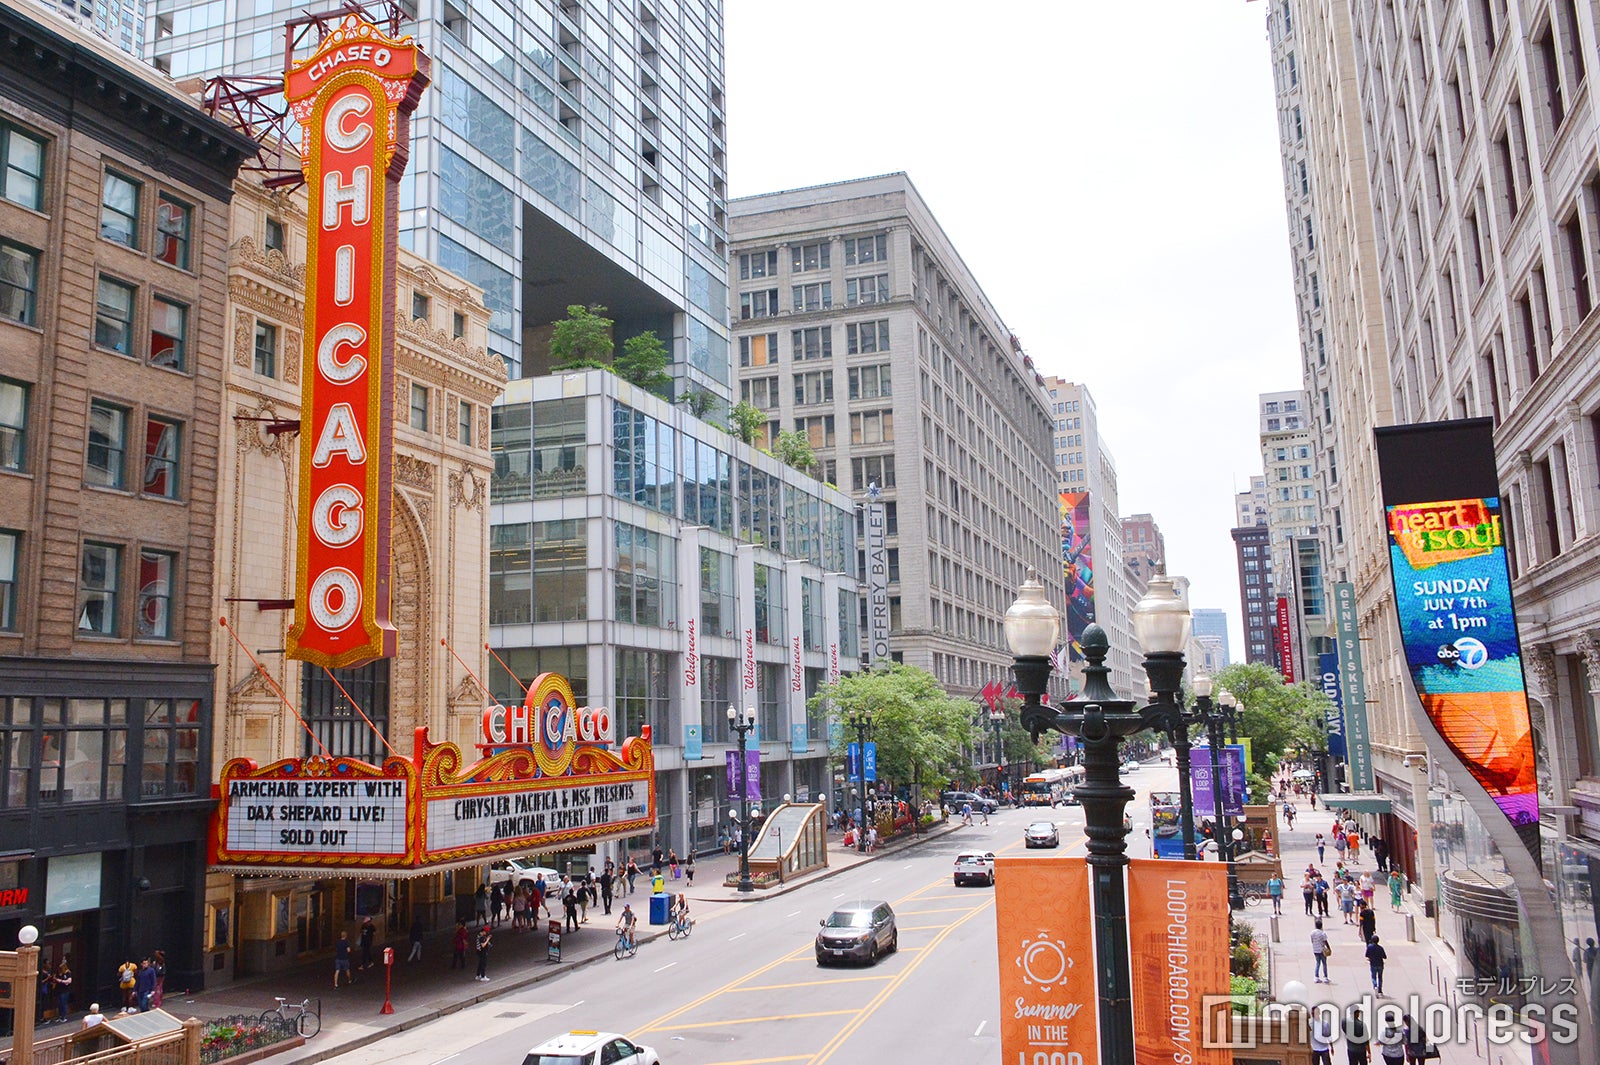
[284,15,428,668]
[211,673,655,874]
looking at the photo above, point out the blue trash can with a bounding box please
[649,892,669,926]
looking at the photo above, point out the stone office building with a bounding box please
[0,0,254,1005]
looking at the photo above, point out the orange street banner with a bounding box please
[1128,858,1232,1065]
[995,855,1097,1064]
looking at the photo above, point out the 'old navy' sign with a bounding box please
[1318,650,1347,759]
[284,16,428,669]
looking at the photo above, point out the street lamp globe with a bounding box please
[726,704,736,722]
[1132,573,1191,655]
[1192,674,1213,699]
[1231,828,1245,842]
[18,924,38,946]
[1004,568,1060,658]
[1219,689,1237,710]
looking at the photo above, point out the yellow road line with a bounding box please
[892,905,988,915]
[892,924,947,931]
[654,1008,858,1032]
[732,975,893,992]
[696,1057,812,1065]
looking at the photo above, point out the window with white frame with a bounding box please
[846,274,888,306]
[792,282,831,312]
[790,242,830,272]
[739,249,777,279]
[844,233,887,266]
[740,288,778,318]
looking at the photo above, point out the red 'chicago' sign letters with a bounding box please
[284,17,428,668]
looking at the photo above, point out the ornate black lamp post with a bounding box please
[989,707,1006,798]
[1193,686,1244,909]
[1134,574,1199,859]
[1007,569,1191,1065]
[727,704,757,893]
[849,708,872,853]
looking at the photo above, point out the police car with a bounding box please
[522,1030,660,1065]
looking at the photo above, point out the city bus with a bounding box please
[1020,765,1084,807]
[1151,790,1184,858]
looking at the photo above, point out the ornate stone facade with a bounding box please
[207,163,504,982]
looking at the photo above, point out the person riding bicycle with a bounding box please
[616,903,638,950]
[670,892,690,930]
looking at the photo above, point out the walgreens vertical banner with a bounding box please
[284,16,428,668]
[994,855,1097,1064]
[1375,420,1538,829]
[1128,860,1232,1065]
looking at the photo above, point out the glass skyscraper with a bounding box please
[145,0,731,389]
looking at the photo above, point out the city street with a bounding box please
[294,785,1171,1065]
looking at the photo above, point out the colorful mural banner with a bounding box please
[1128,859,1233,1065]
[1333,581,1375,790]
[995,855,1098,1063]
[284,16,428,668]
[1059,491,1096,663]
[212,673,654,871]
[1375,421,1538,828]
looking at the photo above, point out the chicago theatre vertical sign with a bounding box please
[285,18,429,667]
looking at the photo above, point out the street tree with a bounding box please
[1212,661,1329,781]
[616,330,672,396]
[808,664,977,795]
[677,388,719,421]
[548,303,614,371]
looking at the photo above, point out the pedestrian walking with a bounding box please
[1401,1014,1429,1063]
[577,874,590,923]
[81,1003,106,1031]
[684,852,695,886]
[1359,871,1376,908]
[1267,873,1284,915]
[490,883,505,925]
[651,844,665,875]
[1334,831,1348,862]
[980,802,989,826]
[563,886,579,932]
[1359,901,1377,944]
[1310,1005,1336,1065]
[333,932,353,987]
[1377,1013,1407,1065]
[599,867,614,914]
[533,874,549,918]
[625,858,640,895]
[1365,934,1388,994]
[1388,869,1406,910]
[512,886,528,930]
[474,925,492,981]
[53,962,72,1021]
[1348,831,1361,862]
[1316,832,1327,864]
[451,921,469,969]
[151,950,166,1008]
[1285,804,1297,830]
[359,916,376,969]
[474,884,489,924]
[961,802,973,826]
[1345,1005,1371,1065]
[668,848,681,879]
[1302,873,1316,917]
[407,915,425,961]
[117,959,137,1012]
[134,958,156,1012]
[1310,919,1332,983]
[1315,876,1331,918]
[1340,880,1357,925]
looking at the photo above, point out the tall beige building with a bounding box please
[1266,0,1600,1042]
[1044,377,1134,699]
[729,174,1066,704]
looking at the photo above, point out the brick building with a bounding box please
[0,0,254,1002]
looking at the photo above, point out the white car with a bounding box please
[486,856,562,890]
[1122,759,1142,773]
[953,851,996,886]
[521,1030,660,1065]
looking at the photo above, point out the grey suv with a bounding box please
[941,791,999,814]
[815,900,898,965]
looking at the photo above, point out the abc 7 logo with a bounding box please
[1436,637,1488,669]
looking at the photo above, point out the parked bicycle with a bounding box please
[260,995,321,1038]
[613,927,638,960]
[667,913,694,940]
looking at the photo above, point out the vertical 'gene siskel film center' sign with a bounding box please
[284,17,429,668]
[1375,420,1538,832]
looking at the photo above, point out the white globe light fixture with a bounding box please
[1132,573,1191,655]
[1004,568,1060,658]
[18,924,38,946]
[1192,674,1213,699]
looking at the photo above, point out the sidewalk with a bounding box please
[1236,804,1526,1065]
[4,819,960,1065]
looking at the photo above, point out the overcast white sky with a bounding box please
[724,0,1301,662]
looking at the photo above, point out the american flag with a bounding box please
[1049,645,1067,674]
